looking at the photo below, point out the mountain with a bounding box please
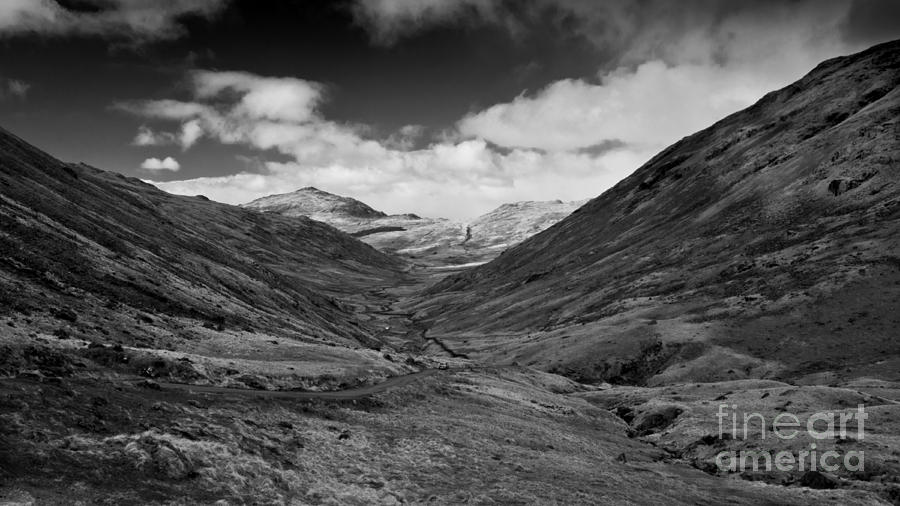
[0,125,409,388]
[415,40,900,386]
[242,186,388,221]
[244,188,585,267]
[465,199,587,252]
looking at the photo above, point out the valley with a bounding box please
[1,39,900,505]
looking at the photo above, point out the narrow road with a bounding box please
[152,368,442,400]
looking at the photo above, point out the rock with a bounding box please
[237,374,269,390]
[124,441,151,469]
[741,471,791,486]
[800,470,839,489]
[0,488,36,505]
[52,308,78,322]
[828,179,845,196]
[635,406,683,436]
[137,379,162,390]
[17,369,44,381]
[613,406,635,423]
[152,444,193,480]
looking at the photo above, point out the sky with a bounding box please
[1,0,899,219]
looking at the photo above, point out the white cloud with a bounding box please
[458,61,775,152]
[192,71,323,123]
[456,0,860,155]
[140,156,181,171]
[351,0,499,45]
[125,0,894,221]
[0,77,30,99]
[151,144,631,219]
[133,125,174,146]
[7,78,29,97]
[118,99,214,120]
[123,69,630,218]
[0,0,229,41]
[179,119,204,149]
[131,120,203,149]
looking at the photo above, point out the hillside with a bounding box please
[414,40,900,386]
[244,188,584,266]
[0,125,411,388]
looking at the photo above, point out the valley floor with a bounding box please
[1,262,898,505]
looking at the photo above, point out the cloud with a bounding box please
[132,121,203,149]
[123,0,900,220]
[458,60,786,152]
[7,78,30,97]
[191,71,324,123]
[384,124,426,150]
[117,98,214,120]
[456,0,875,155]
[348,0,898,158]
[0,0,229,41]
[140,156,180,171]
[349,0,899,57]
[118,71,352,166]
[0,77,30,99]
[179,119,204,148]
[119,69,633,219]
[350,0,499,45]
[133,125,175,146]
[151,143,633,220]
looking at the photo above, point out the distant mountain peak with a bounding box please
[243,187,587,266]
[245,186,387,219]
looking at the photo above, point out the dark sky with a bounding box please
[1,0,898,218]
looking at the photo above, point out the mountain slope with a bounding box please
[0,125,411,386]
[414,40,900,385]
